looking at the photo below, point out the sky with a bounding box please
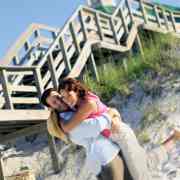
[0,0,180,60]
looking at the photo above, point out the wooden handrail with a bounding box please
[0,23,59,66]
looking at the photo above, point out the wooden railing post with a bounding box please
[94,12,104,40]
[59,37,72,72]
[126,0,134,22]
[170,12,177,32]
[33,68,44,97]
[162,8,169,30]
[119,7,129,35]
[89,52,99,81]
[135,33,144,57]
[0,69,13,109]
[139,0,148,24]
[69,22,81,54]
[154,5,161,27]
[0,153,5,180]
[47,53,59,90]
[110,17,119,44]
[33,68,61,173]
[79,9,88,41]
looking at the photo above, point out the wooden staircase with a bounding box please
[0,0,180,175]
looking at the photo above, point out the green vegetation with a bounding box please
[140,105,166,129]
[137,130,151,144]
[84,32,180,101]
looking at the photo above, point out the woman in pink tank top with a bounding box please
[57,78,111,137]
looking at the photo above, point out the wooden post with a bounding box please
[162,9,169,30]
[119,8,129,35]
[110,17,119,44]
[134,33,144,57]
[126,0,134,23]
[139,0,148,24]
[59,37,72,72]
[0,69,13,109]
[33,68,44,96]
[69,22,81,54]
[47,134,61,174]
[0,153,5,180]
[89,52,99,81]
[33,68,61,173]
[154,5,161,27]
[47,53,59,89]
[94,12,104,41]
[170,12,177,32]
[79,10,88,41]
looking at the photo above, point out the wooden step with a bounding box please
[0,110,49,122]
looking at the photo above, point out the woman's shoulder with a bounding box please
[86,91,100,100]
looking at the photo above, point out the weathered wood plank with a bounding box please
[59,37,71,72]
[79,10,88,41]
[0,153,5,180]
[0,110,49,122]
[0,70,13,109]
[69,22,81,54]
[6,71,34,76]
[89,52,99,81]
[170,12,177,32]
[0,66,36,71]
[110,17,119,44]
[119,7,129,35]
[33,68,44,98]
[139,0,148,24]
[9,85,37,93]
[47,54,59,89]
[162,9,169,30]
[67,41,92,78]
[153,5,161,27]
[95,12,104,40]
[12,97,40,104]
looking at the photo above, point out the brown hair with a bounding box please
[58,78,89,99]
[41,88,57,107]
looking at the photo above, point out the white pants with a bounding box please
[110,122,169,180]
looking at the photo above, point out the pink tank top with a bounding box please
[85,92,111,138]
[85,92,108,118]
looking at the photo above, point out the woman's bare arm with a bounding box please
[107,107,122,133]
[60,100,97,133]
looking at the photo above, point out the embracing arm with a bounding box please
[60,100,97,133]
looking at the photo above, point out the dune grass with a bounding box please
[84,32,180,101]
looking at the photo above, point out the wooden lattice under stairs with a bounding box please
[1,0,180,178]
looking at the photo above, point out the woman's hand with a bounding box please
[111,117,121,133]
[107,107,122,134]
